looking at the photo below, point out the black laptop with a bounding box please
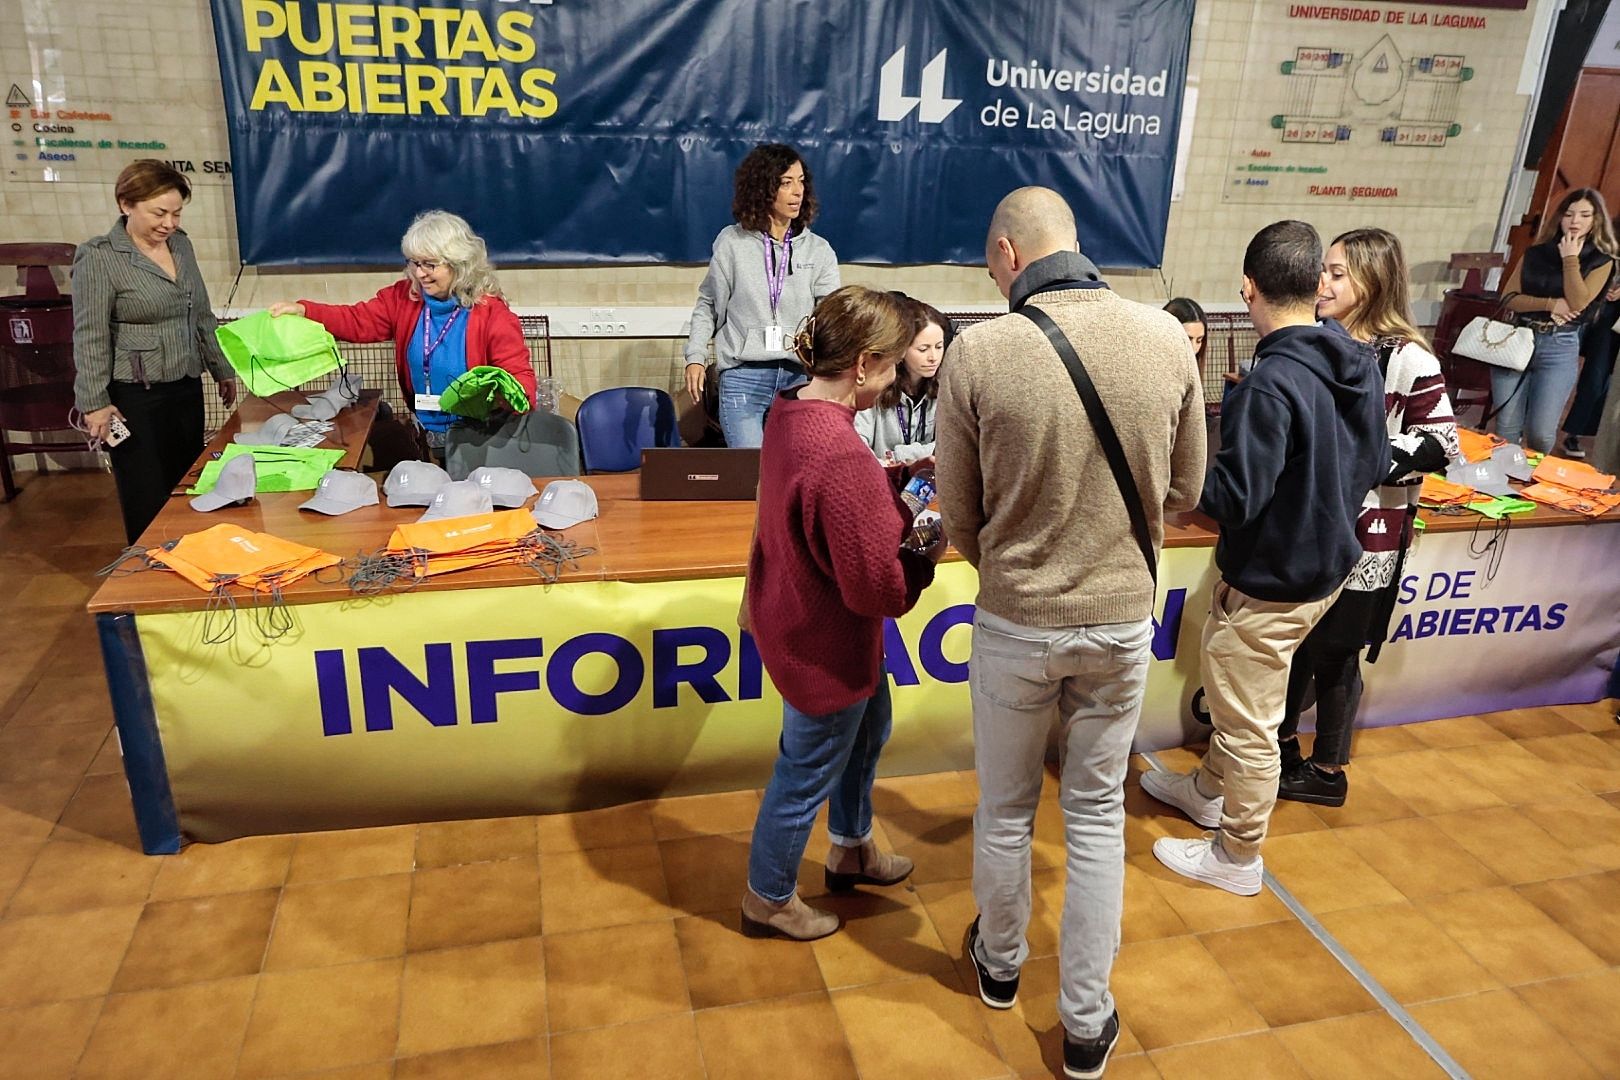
[640,448,761,501]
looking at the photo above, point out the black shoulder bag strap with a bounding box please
[1017,304,1157,585]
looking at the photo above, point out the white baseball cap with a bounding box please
[384,460,452,507]
[467,466,536,508]
[299,469,379,516]
[190,453,257,512]
[418,480,495,522]
[233,413,300,447]
[533,479,598,530]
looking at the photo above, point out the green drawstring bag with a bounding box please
[187,444,346,495]
[1466,496,1539,520]
[216,312,344,397]
[439,366,532,421]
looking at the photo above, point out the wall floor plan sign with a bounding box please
[1224,0,1535,206]
[206,0,1194,267]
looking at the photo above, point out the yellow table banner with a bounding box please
[137,553,1220,842]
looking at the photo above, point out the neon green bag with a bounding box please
[439,366,531,420]
[216,312,344,397]
[1466,496,1538,520]
[187,444,345,495]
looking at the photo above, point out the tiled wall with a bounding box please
[0,0,1545,406]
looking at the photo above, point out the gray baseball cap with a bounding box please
[233,413,300,447]
[299,469,380,516]
[1492,444,1534,482]
[533,479,598,529]
[292,370,366,421]
[418,480,495,522]
[467,466,536,508]
[1446,457,1515,498]
[384,460,452,507]
[190,453,257,512]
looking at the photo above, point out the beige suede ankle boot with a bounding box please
[824,837,914,892]
[740,887,841,941]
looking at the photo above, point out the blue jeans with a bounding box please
[1491,324,1583,452]
[718,360,807,448]
[969,610,1151,1042]
[747,678,893,902]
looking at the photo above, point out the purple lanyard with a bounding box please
[898,394,923,443]
[419,304,462,392]
[762,229,793,317]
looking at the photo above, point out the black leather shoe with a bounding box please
[1278,760,1348,807]
[965,917,1018,1009]
[1063,1010,1120,1079]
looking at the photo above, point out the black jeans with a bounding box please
[1278,586,1382,767]
[1566,302,1620,438]
[106,377,205,544]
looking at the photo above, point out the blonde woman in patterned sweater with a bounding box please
[1277,228,1461,806]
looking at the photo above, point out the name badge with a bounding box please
[764,325,784,352]
[414,393,442,412]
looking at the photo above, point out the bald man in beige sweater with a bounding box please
[936,186,1204,1080]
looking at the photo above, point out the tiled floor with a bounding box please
[3,470,1620,1079]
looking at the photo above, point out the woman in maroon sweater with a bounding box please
[742,286,948,941]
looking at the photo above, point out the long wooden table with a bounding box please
[88,467,1618,616]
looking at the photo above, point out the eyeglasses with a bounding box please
[407,259,444,273]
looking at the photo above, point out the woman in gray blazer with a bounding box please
[73,160,238,543]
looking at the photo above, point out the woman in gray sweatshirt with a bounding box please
[855,296,951,464]
[683,144,841,448]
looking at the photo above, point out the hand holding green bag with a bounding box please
[439,365,532,421]
[216,311,344,397]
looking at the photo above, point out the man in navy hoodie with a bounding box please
[1142,220,1387,895]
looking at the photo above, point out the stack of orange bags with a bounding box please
[147,524,341,594]
[1455,428,1507,464]
[1419,474,1478,508]
[1520,457,1620,518]
[383,508,545,578]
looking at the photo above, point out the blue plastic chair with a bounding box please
[575,387,682,473]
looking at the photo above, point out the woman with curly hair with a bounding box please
[684,143,841,447]
[271,210,536,458]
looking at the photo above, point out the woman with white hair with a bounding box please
[270,210,535,454]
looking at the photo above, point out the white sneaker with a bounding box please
[1140,769,1223,828]
[1153,835,1263,896]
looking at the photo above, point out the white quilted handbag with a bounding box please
[1453,315,1534,371]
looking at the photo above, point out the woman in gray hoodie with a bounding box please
[855,295,951,464]
[683,144,841,448]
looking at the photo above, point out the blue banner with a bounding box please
[208,1,1194,267]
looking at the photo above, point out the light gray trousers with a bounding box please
[969,609,1151,1041]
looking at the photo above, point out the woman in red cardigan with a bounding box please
[269,210,536,456]
[741,286,949,941]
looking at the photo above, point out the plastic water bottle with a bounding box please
[899,467,941,552]
[899,466,936,517]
